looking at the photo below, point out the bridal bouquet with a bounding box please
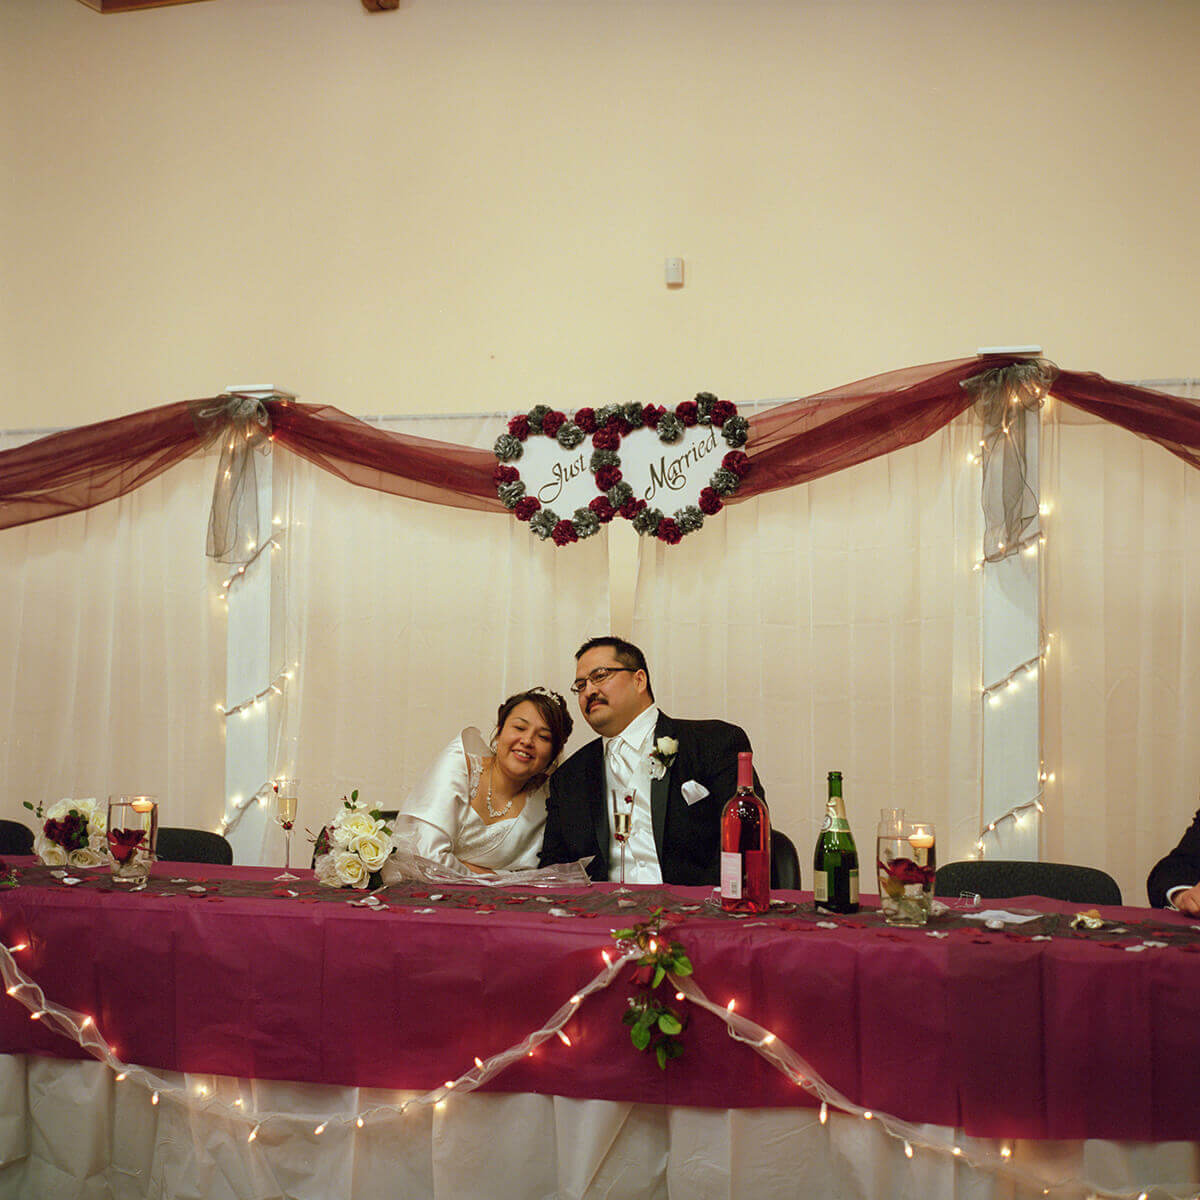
[312,790,394,889]
[24,797,107,869]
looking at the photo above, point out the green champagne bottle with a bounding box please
[813,770,859,913]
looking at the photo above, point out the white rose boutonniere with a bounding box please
[649,736,679,781]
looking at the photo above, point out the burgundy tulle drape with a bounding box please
[2,358,1198,534]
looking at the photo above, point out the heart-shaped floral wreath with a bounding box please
[493,393,750,546]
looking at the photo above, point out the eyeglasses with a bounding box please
[569,666,635,695]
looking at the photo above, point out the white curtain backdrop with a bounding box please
[2,396,1198,904]
[0,450,225,825]
[631,415,981,874]
[1042,383,1200,905]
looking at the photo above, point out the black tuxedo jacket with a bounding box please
[539,711,758,885]
[1147,808,1200,908]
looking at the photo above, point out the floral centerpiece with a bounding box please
[312,790,394,889]
[23,797,107,869]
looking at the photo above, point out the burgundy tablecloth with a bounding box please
[1,860,1197,1141]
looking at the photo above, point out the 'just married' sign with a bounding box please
[492,395,751,546]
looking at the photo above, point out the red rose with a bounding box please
[542,411,566,437]
[588,496,616,523]
[508,415,530,440]
[574,407,597,434]
[595,465,623,491]
[698,488,723,515]
[107,827,146,865]
[611,417,631,436]
[676,401,699,427]
[493,465,519,485]
[619,497,646,519]
[551,520,579,546]
[878,857,935,887]
[642,404,665,428]
[593,425,621,451]
[722,450,751,478]
[513,497,541,521]
[709,400,735,426]
[656,518,683,544]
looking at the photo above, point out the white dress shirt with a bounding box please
[603,704,662,884]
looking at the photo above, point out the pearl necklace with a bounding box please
[485,764,516,819]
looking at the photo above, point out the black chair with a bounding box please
[0,819,35,856]
[770,829,802,891]
[156,827,234,866]
[935,859,1122,906]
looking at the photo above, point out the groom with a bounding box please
[540,636,760,885]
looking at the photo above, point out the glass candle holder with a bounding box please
[877,820,936,926]
[106,795,158,883]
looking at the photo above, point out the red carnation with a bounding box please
[542,411,566,437]
[698,487,723,515]
[588,496,616,523]
[551,519,579,546]
[676,400,699,427]
[709,400,735,426]
[508,415,530,440]
[493,465,519,485]
[642,404,665,428]
[514,497,541,521]
[656,518,683,544]
[593,425,621,451]
[595,465,623,491]
[722,450,751,478]
[619,497,646,519]
[44,813,89,851]
[574,407,597,434]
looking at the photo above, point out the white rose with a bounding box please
[656,737,679,757]
[351,832,391,872]
[68,847,105,870]
[332,810,377,841]
[45,798,76,821]
[314,853,342,887]
[35,837,68,867]
[333,850,369,889]
[73,797,100,824]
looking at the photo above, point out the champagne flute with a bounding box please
[612,790,633,891]
[273,778,299,881]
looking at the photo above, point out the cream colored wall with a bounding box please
[2,0,1197,430]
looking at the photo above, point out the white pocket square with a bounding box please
[681,780,709,806]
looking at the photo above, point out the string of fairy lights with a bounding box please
[212,434,296,838]
[0,931,1190,1200]
[970,382,1055,860]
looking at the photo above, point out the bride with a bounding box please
[390,687,573,874]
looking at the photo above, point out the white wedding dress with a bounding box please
[390,727,548,872]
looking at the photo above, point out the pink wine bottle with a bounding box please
[720,751,771,913]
